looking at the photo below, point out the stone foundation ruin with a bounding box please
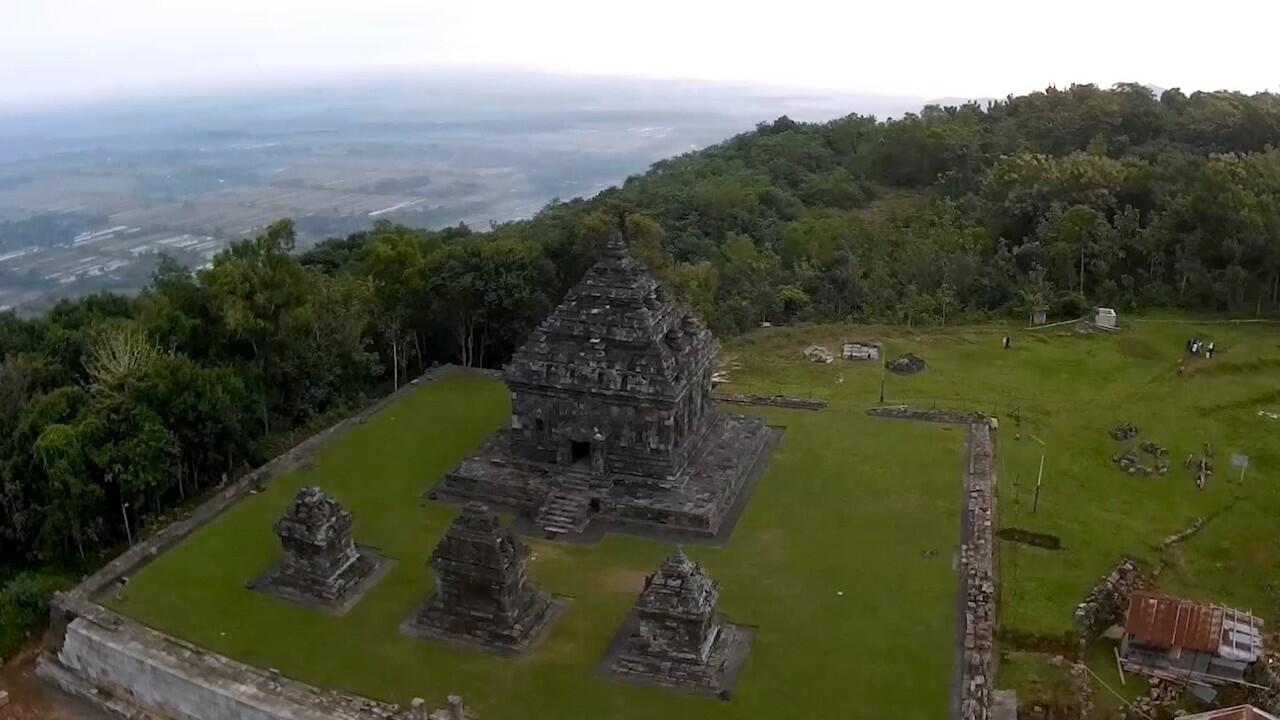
[401,503,563,654]
[432,236,776,542]
[249,486,390,614]
[888,353,927,375]
[597,550,754,696]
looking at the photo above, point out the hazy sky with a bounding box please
[3,0,1277,110]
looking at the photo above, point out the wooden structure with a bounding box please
[1119,591,1264,687]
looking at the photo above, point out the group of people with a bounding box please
[1186,337,1215,359]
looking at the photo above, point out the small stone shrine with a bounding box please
[434,235,775,540]
[250,486,387,613]
[401,503,562,653]
[598,549,754,696]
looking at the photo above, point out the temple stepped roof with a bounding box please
[636,549,720,617]
[506,236,718,400]
[274,487,352,545]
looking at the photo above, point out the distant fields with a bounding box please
[109,316,1280,719]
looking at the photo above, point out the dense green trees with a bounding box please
[3,83,1280,622]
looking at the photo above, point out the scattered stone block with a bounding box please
[1109,422,1139,441]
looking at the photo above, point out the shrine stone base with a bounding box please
[596,613,755,697]
[431,414,777,545]
[398,592,567,657]
[249,547,393,616]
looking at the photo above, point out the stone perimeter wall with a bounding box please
[710,392,828,411]
[39,367,474,720]
[867,406,999,720]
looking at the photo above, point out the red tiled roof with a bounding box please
[1124,591,1220,653]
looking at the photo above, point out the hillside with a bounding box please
[5,82,1280,660]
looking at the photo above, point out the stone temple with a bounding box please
[401,502,562,653]
[434,236,774,540]
[250,486,387,613]
[599,549,754,695]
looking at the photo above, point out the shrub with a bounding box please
[0,571,71,658]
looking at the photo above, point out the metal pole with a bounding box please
[1032,452,1045,514]
[121,501,133,547]
[878,356,885,404]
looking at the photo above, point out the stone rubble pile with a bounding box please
[1246,641,1280,713]
[1073,558,1144,638]
[960,419,998,720]
[1119,679,1182,719]
[802,344,834,363]
[1108,423,1139,441]
[1111,447,1167,476]
[1138,440,1167,457]
[407,695,473,720]
[888,353,927,375]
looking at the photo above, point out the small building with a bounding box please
[1095,307,1118,329]
[1119,591,1264,687]
[1030,306,1048,327]
[1179,706,1280,720]
[842,340,880,361]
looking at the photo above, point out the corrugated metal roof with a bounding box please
[1180,705,1280,720]
[1125,591,1221,652]
[1124,592,1265,660]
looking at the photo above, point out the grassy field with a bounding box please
[110,371,962,719]
[721,316,1280,715]
[109,316,1280,718]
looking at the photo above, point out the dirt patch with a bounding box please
[602,569,649,594]
[0,643,108,720]
[997,527,1063,550]
[998,629,1080,658]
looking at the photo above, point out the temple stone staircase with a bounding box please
[535,476,593,535]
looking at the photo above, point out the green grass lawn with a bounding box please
[110,371,962,719]
[720,316,1280,717]
[109,316,1280,719]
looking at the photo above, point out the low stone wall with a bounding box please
[1073,558,1144,639]
[868,406,998,720]
[40,366,478,720]
[43,602,405,720]
[866,406,990,425]
[712,392,827,411]
[960,420,998,720]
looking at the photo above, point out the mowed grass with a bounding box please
[721,316,1280,641]
[110,372,962,719]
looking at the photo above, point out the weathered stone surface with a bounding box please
[402,503,561,653]
[251,487,389,613]
[598,550,754,695]
[434,236,774,541]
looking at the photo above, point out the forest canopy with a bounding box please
[4,83,1280,613]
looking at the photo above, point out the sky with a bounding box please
[3,0,1278,111]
